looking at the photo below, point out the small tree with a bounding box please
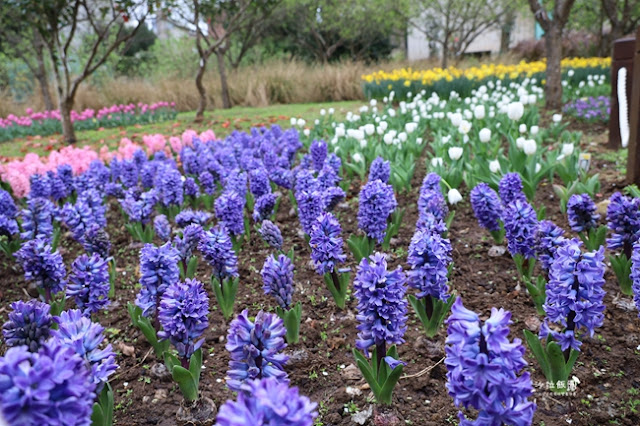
[527,0,577,109]
[13,0,156,143]
[602,0,640,45]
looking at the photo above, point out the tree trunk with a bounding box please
[216,49,231,110]
[195,56,208,123]
[544,27,563,110]
[441,40,449,68]
[60,97,77,144]
[500,11,516,53]
[35,61,54,111]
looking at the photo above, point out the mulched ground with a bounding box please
[1,120,639,426]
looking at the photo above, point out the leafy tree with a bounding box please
[601,0,640,44]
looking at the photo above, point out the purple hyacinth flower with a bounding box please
[15,238,67,299]
[20,196,54,241]
[154,214,172,242]
[258,220,283,251]
[445,297,535,426]
[119,188,158,224]
[321,186,345,211]
[261,254,295,310]
[470,183,502,232]
[215,190,246,236]
[0,214,18,237]
[184,177,200,198]
[543,239,606,351]
[156,166,184,207]
[354,253,408,355]
[199,171,216,195]
[535,220,567,271]
[606,192,640,254]
[0,340,96,425]
[249,168,271,199]
[53,309,118,392]
[503,200,538,259]
[357,180,397,243]
[309,212,346,275]
[67,253,111,316]
[2,299,52,352]
[566,193,600,233]
[174,224,203,262]
[135,242,181,319]
[158,278,209,360]
[499,172,527,206]
[226,310,289,392]
[296,190,324,235]
[175,209,212,228]
[369,157,391,183]
[253,193,279,223]
[310,140,328,172]
[407,228,452,301]
[630,241,640,318]
[215,377,318,426]
[82,223,111,259]
[30,173,51,198]
[0,188,18,219]
[199,225,239,280]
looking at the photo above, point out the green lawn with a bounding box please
[0,101,362,159]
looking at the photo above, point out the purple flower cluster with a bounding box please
[503,200,538,259]
[258,220,283,251]
[369,156,391,183]
[82,223,111,258]
[445,298,535,426]
[226,310,289,392]
[535,220,567,271]
[309,212,346,275]
[0,339,96,425]
[20,196,55,241]
[354,253,408,354]
[2,299,52,352]
[158,278,209,360]
[199,225,239,280]
[249,168,271,199]
[563,96,610,123]
[253,192,279,223]
[154,214,172,241]
[175,209,212,228]
[136,242,181,318]
[215,190,246,236]
[156,166,184,207]
[0,189,18,237]
[567,193,600,233]
[358,180,397,243]
[631,241,640,317]
[15,238,67,298]
[470,183,502,232]
[310,140,327,172]
[295,189,324,235]
[53,309,118,391]
[261,254,295,309]
[174,223,203,262]
[417,173,448,230]
[542,239,606,352]
[67,253,111,316]
[120,188,158,224]
[216,377,317,426]
[606,192,640,253]
[499,173,526,206]
[184,177,200,198]
[407,228,452,301]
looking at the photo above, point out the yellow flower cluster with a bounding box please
[362,57,611,85]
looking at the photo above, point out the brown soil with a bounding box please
[1,125,638,426]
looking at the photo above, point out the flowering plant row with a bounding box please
[0,101,177,141]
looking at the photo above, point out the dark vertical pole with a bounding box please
[626,28,640,184]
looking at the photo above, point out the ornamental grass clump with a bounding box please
[445,297,536,425]
[567,193,606,251]
[606,192,640,295]
[524,239,605,393]
[2,299,52,352]
[225,310,288,392]
[199,225,240,320]
[470,183,504,244]
[352,253,407,405]
[215,377,318,426]
[159,279,209,403]
[407,227,454,337]
[262,254,301,343]
[309,212,350,309]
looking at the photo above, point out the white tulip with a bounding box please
[383,133,394,145]
[405,122,418,133]
[448,188,463,204]
[523,139,537,155]
[303,129,310,137]
[297,118,306,127]
[450,112,462,127]
[335,127,345,137]
[328,108,335,114]
[528,94,536,105]
[530,125,539,135]
[516,137,526,150]
[552,114,562,123]
[360,139,368,149]
[519,124,527,134]
[370,99,377,107]
[352,153,364,163]
[388,109,396,117]
[320,109,326,116]
[489,160,501,173]
[507,102,524,121]
[561,143,574,156]
[474,105,486,120]
[568,69,575,77]
[290,117,297,126]
[416,138,423,145]
[431,157,443,167]
[449,146,463,160]
[398,132,408,142]
[479,128,491,143]
[379,121,388,131]
[458,120,472,135]
[535,163,541,173]
[364,124,375,136]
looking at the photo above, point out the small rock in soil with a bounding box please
[488,245,506,257]
[413,336,444,359]
[341,364,361,381]
[176,397,217,426]
[374,409,401,426]
[345,386,362,397]
[150,363,171,379]
[351,405,373,425]
[152,389,168,403]
[524,315,541,332]
[612,294,636,312]
[26,282,39,298]
[117,342,136,357]
[287,349,309,364]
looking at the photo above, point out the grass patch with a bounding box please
[0,100,361,159]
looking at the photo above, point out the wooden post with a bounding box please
[626,27,640,184]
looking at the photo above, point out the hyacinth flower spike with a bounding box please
[407,228,455,337]
[352,253,408,405]
[567,193,606,251]
[470,183,504,244]
[606,192,640,295]
[503,199,539,287]
[309,213,350,309]
[523,239,605,393]
[262,254,302,343]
